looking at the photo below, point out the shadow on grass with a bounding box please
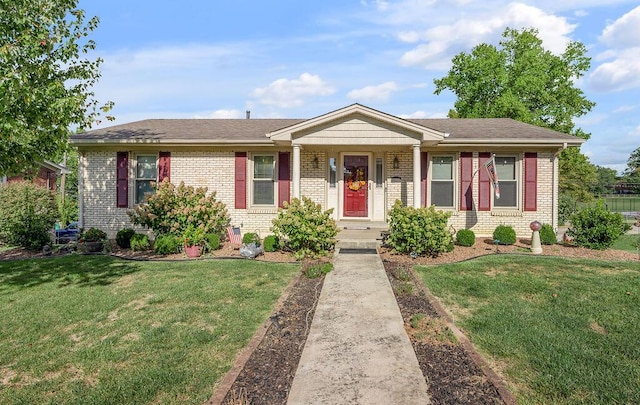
[0,254,142,292]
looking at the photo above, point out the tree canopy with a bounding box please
[434,27,597,201]
[434,27,594,136]
[623,146,640,181]
[0,0,113,177]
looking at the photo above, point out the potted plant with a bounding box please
[79,227,108,253]
[182,225,205,258]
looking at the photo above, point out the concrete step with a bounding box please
[335,228,386,250]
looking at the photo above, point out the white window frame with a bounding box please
[135,153,158,204]
[429,154,457,209]
[492,154,521,210]
[250,153,277,207]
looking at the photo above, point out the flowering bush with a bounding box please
[128,180,229,239]
[387,200,453,257]
[271,197,337,259]
[567,202,631,250]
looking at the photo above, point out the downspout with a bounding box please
[553,143,567,232]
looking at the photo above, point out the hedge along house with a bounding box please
[71,104,584,239]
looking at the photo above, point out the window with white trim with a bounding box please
[135,154,157,203]
[430,155,455,208]
[494,156,518,208]
[252,154,276,205]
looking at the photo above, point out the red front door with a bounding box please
[343,155,368,217]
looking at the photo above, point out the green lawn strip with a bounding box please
[612,233,640,253]
[416,255,640,404]
[0,255,298,404]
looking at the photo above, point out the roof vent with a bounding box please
[246,110,251,119]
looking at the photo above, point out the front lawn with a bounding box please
[416,255,640,404]
[0,255,298,404]
[612,233,640,253]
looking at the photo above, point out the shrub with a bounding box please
[128,180,230,239]
[0,181,57,250]
[387,200,453,257]
[81,227,107,242]
[303,261,333,279]
[567,202,631,250]
[493,224,516,245]
[153,234,182,254]
[271,196,338,260]
[205,233,220,251]
[540,223,557,245]
[182,224,206,247]
[242,232,260,246]
[116,228,136,249]
[130,233,151,251]
[456,229,476,247]
[558,193,578,225]
[263,235,278,252]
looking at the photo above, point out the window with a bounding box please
[329,157,337,188]
[430,156,454,207]
[253,154,275,205]
[375,158,383,187]
[494,156,517,208]
[135,155,157,203]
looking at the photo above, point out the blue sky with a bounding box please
[80,0,640,173]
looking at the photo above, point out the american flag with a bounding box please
[226,226,242,244]
[484,155,501,199]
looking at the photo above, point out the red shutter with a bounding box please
[235,152,247,209]
[278,152,290,208]
[460,152,473,211]
[524,152,537,211]
[421,152,428,206]
[158,152,171,182]
[478,152,491,211]
[116,152,128,208]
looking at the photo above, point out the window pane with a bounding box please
[254,155,274,179]
[136,180,154,203]
[496,157,515,180]
[376,158,383,187]
[137,156,156,179]
[432,157,453,180]
[253,181,274,204]
[329,157,337,188]
[495,181,517,207]
[431,182,454,206]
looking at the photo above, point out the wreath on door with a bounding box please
[347,167,366,191]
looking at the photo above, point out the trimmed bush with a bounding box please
[387,200,454,257]
[263,235,278,252]
[567,202,631,250]
[456,229,476,247]
[153,234,181,254]
[130,233,151,251]
[0,181,56,250]
[81,227,107,242]
[242,232,260,246]
[540,224,557,245]
[271,196,338,260]
[116,228,136,249]
[205,233,220,251]
[128,180,229,239]
[493,225,516,245]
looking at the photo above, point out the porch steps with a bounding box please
[336,221,388,250]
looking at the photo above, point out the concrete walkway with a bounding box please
[287,252,431,404]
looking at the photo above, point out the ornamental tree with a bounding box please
[0,0,113,177]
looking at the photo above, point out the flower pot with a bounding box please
[184,244,202,258]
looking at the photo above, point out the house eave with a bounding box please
[437,139,584,148]
[71,139,275,147]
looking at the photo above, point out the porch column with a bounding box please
[413,145,421,208]
[292,144,301,199]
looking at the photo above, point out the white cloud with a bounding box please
[600,6,640,48]
[195,109,244,119]
[398,2,575,69]
[399,110,448,118]
[250,73,336,108]
[347,81,398,102]
[590,47,640,92]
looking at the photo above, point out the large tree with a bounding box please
[0,0,113,177]
[434,27,597,200]
[623,146,640,180]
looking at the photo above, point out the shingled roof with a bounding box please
[71,109,583,147]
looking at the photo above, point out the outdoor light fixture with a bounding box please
[312,155,319,169]
[393,155,400,169]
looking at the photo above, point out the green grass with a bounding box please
[612,233,640,253]
[0,255,298,404]
[416,255,640,404]
[601,196,640,213]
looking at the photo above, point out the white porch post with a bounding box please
[413,144,421,208]
[292,144,301,199]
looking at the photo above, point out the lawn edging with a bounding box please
[408,266,518,405]
[206,271,303,404]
